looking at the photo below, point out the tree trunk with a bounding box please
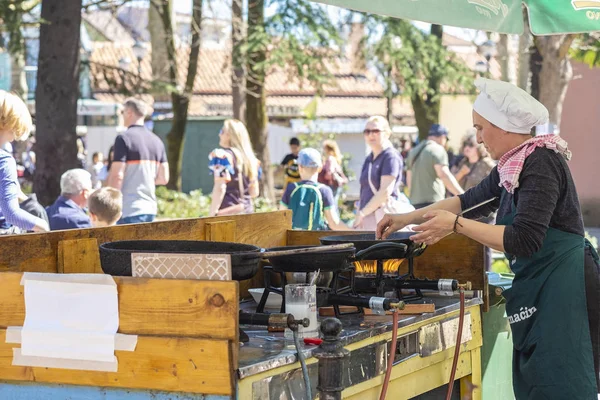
[231,0,245,121]
[412,93,438,142]
[386,92,393,125]
[148,0,172,101]
[246,0,274,203]
[517,22,533,90]
[409,24,443,142]
[529,43,542,102]
[34,0,82,206]
[9,49,27,100]
[536,35,575,128]
[156,0,202,191]
[167,92,190,189]
[497,34,509,82]
[385,66,393,124]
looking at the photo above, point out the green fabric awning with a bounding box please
[312,0,600,35]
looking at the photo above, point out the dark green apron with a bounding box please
[498,190,597,399]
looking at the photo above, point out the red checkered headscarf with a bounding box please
[497,135,571,194]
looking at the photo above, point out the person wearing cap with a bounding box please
[280,148,350,231]
[378,77,600,399]
[406,123,464,209]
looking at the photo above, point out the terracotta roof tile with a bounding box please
[89,43,385,97]
[94,92,413,121]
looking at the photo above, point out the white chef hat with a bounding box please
[473,77,549,134]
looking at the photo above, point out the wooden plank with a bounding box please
[57,238,102,274]
[287,230,486,290]
[0,211,291,276]
[343,350,472,400]
[0,330,234,396]
[482,272,490,312]
[204,220,236,242]
[237,211,291,299]
[0,272,239,340]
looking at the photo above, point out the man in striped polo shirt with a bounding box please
[107,98,169,224]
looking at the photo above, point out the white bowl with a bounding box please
[248,288,282,309]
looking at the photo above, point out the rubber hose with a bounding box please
[446,288,466,400]
[293,329,312,399]
[379,310,399,400]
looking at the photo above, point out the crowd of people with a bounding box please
[219,115,495,233]
[0,88,495,237]
[0,93,167,234]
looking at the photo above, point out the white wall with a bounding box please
[440,95,476,154]
[267,123,295,166]
[337,134,366,198]
[85,126,121,164]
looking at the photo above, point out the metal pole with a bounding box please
[313,318,349,400]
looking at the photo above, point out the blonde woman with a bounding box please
[354,115,412,230]
[0,91,49,233]
[318,139,347,206]
[208,119,260,216]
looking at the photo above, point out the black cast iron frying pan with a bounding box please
[99,240,262,281]
[319,232,427,260]
[264,245,357,272]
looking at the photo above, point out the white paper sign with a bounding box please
[20,273,119,363]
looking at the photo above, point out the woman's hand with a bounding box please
[32,220,49,233]
[458,164,471,177]
[376,213,412,239]
[353,211,365,229]
[409,210,456,245]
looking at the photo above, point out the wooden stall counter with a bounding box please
[0,212,489,399]
[0,211,292,298]
[0,272,239,399]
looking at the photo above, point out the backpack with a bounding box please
[288,182,327,230]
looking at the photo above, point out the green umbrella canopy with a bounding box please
[312,0,600,35]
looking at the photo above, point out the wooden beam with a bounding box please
[205,220,236,242]
[0,211,292,276]
[57,238,102,274]
[0,331,234,395]
[0,272,239,340]
[286,230,486,290]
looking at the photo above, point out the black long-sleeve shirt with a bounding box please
[458,147,584,258]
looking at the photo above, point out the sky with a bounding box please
[172,0,488,44]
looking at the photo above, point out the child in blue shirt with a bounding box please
[280,148,349,231]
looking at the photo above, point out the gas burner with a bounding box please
[355,256,424,302]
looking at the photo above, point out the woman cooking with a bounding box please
[377,78,599,399]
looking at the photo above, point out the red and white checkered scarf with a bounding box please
[497,135,571,194]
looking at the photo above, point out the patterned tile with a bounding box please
[131,253,232,281]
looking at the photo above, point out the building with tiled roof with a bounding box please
[89,42,415,122]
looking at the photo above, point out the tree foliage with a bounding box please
[242,0,342,202]
[362,16,475,140]
[241,0,342,97]
[0,0,40,54]
[570,33,600,68]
